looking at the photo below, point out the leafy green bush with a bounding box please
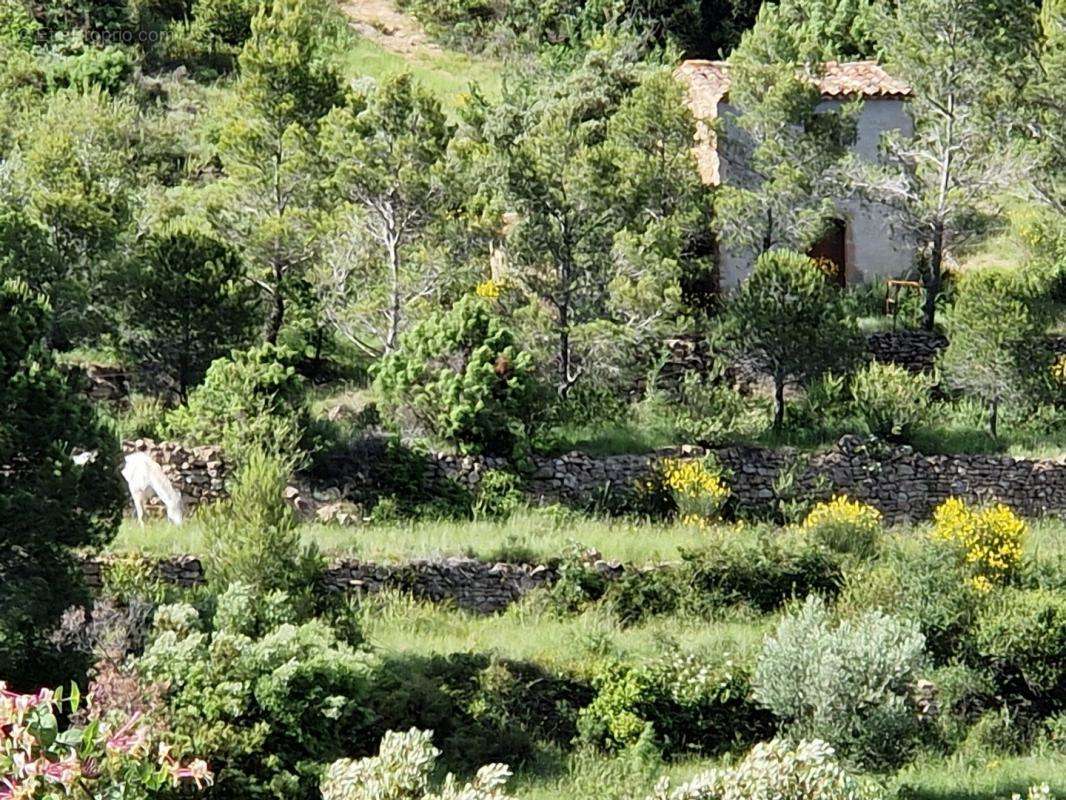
[578,651,773,756]
[472,469,525,520]
[850,361,932,441]
[754,596,928,768]
[646,738,882,800]
[363,652,589,774]
[203,449,322,608]
[322,728,515,800]
[374,295,546,455]
[1,278,124,688]
[166,343,311,464]
[681,533,844,614]
[839,537,982,665]
[47,46,136,94]
[117,227,258,399]
[973,588,1065,717]
[190,0,259,46]
[672,369,769,445]
[135,583,373,800]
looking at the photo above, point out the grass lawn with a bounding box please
[506,752,1066,800]
[354,590,770,671]
[109,512,1066,568]
[892,753,1066,799]
[110,511,739,564]
[342,35,501,115]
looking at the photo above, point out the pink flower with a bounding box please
[40,754,82,789]
[105,713,149,757]
[167,759,213,790]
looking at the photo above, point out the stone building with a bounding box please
[677,59,917,290]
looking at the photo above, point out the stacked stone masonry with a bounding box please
[82,556,558,614]
[129,434,1066,524]
[122,439,227,513]
[426,436,1066,522]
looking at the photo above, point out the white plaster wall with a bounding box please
[717,97,918,289]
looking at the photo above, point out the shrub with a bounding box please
[374,294,546,455]
[839,537,982,664]
[117,227,258,399]
[672,369,770,446]
[1,278,124,688]
[0,681,211,800]
[47,46,136,94]
[362,651,589,774]
[681,533,844,614]
[166,343,311,463]
[472,469,525,520]
[754,596,928,768]
[202,449,322,607]
[321,728,515,800]
[719,249,862,430]
[646,738,882,800]
[850,361,932,441]
[658,456,730,527]
[972,588,1065,717]
[134,584,372,800]
[578,651,772,756]
[932,498,1026,592]
[109,393,169,441]
[801,496,883,558]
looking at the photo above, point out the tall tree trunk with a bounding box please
[773,377,785,430]
[384,214,402,353]
[989,398,999,440]
[265,258,285,345]
[923,221,944,332]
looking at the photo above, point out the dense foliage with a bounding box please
[754,597,928,768]
[3,0,1065,797]
[0,278,123,688]
[374,294,545,455]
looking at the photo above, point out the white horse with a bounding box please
[120,452,185,526]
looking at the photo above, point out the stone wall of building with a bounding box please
[82,555,559,614]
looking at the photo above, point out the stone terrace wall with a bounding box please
[427,436,1066,522]
[122,439,227,512]
[865,331,948,372]
[134,434,1066,523]
[82,556,559,614]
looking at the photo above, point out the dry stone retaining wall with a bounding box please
[122,439,227,512]
[424,436,1066,522]
[82,556,558,614]
[131,434,1066,523]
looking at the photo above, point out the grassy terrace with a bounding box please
[343,35,501,115]
[111,512,1066,566]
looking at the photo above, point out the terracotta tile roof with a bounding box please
[677,60,911,105]
[675,59,911,185]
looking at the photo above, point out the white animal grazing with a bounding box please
[121,452,185,526]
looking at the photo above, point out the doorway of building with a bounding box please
[808,218,847,287]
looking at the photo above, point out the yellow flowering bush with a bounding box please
[802,496,883,557]
[660,457,730,528]
[475,279,502,300]
[1052,354,1066,386]
[932,497,1026,591]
